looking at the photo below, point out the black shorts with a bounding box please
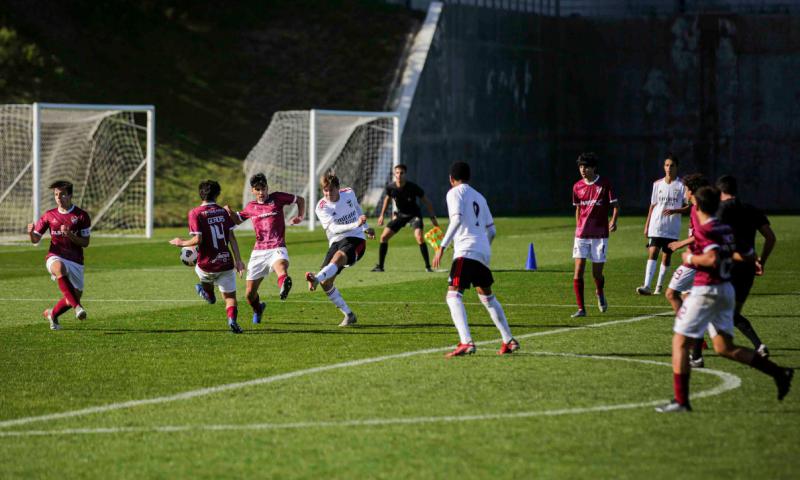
[321,237,366,272]
[448,257,494,290]
[731,262,756,302]
[387,212,423,232]
[647,237,675,254]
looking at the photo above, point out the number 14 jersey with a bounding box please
[188,203,236,272]
[445,183,494,267]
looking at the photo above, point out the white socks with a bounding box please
[643,259,657,288]
[479,294,512,343]
[325,287,351,315]
[656,263,669,289]
[316,263,339,283]
[445,291,471,344]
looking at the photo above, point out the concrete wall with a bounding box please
[401,4,800,213]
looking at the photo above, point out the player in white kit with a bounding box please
[432,162,518,357]
[306,171,375,327]
[637,156,686,295]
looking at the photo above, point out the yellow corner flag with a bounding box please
[424,226,444,251]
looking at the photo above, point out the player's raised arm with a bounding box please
[169,234,201,248]
[291,195,306,224]
[420,194,439,228]
[27,222,44,244]
[224,205,244,225]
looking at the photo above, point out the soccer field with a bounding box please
[1,216,798,479]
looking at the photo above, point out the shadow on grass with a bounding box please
[512,352,672,358]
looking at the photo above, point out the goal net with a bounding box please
[243,109,399,230]
[0,103,155,241]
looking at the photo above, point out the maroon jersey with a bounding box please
[572,176,618,238]
[681,205,700,267]
[33,206,91,265]
[691,217,735,286]
[188,203,236,273]
[237,192,296,250]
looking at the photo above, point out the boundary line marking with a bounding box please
[0,312,674,430]
[0,351,740,438]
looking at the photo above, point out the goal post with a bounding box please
[0,103,155,240]
[243,109,400,231]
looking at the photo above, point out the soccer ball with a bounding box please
[180,246,198,266]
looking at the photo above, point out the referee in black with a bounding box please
[691,175,777,365]
[372,164,439,272]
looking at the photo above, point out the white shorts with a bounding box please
[572,237,608,263]
[195,266,237,293]
[246,248,289,281]
[46,256,85,291]
[668,265,696,293]
[673,283,735,339]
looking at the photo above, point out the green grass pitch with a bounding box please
[1,216,798,479]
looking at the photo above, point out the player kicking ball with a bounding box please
[637,155,686,296]
[28,180,90,330]
[306,171,375,327]
[170,180,246,334]
[432,162,518,357]
[226,173,304,324]
[656,186,793,413]
[571,153,619,318]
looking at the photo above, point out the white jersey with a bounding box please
[315,187,367,245]
[647,177,685,239]
[441,183,494,267]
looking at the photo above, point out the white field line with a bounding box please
[0,350,740,438]
[0,312,674,431]
[0,297,669,309]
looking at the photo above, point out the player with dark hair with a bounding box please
[372,164,439,272]
[306,171,375,326]
[688,175,776,366]
[226,173,305,324]
[432,161,518,357]
[637,155,686,295]
[170,180,246,333]
[663,173,709,316]
[656,186,793,413]
[28,180,91,330]
[570,152,619,317]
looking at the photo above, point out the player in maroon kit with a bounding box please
[27,180,91,330]
[656,186,793,413]
[170,180,246,333]
[226,173,305,324]
[571,153,619,317]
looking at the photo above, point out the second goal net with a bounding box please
[0,103,155,241]
[243,109,399,230]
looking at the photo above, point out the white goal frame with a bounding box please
[8,103,156,238]
[307,109,400,231]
